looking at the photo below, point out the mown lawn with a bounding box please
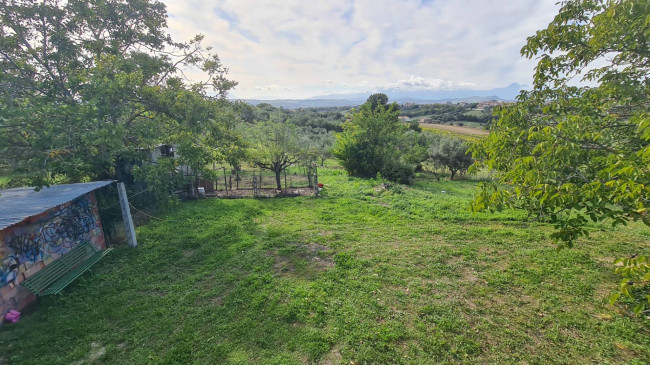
[1,166,649,364]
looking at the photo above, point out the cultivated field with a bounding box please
[420,122,489,136]
[1,165,648,364]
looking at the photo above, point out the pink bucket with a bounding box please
[5,310,20,323]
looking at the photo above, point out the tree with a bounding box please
[470,0,649,314]
[0,0,238,196]
[428,135,473,179]
[366,93,389,111]
[247,120,303,190]
[334,94,417,183]
[300,127,335,166]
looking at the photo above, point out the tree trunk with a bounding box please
[275,169,282,190]
[450,169,457,179]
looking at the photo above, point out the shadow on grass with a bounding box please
[0,199,337,364]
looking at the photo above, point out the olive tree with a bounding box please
[428,135,473,179]
[247,120,303,190]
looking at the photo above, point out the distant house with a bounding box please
[476,100,502,110]
[0,181,113,321]
[397,116,410,122]
[420,118,432,123]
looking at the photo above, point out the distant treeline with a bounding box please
[399,103,491,124]
[234,102,494,130]
[236,102,349,131]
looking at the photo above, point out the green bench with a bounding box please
[21,241,113,296]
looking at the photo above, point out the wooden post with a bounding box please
[222,168,227,191]
[117,182,137,247]
[314,174,319,197]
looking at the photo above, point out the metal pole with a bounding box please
[117,182,137,247]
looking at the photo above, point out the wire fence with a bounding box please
[199,165,317,193]
[96,165,320,245]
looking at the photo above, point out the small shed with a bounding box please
[0,181,113,320]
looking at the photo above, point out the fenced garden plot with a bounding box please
[199,165,318,198]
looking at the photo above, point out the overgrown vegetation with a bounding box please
[1,165,648,364]
[334,94,424,183]
[471,0,650,314]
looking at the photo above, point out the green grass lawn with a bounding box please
[463,110,487,118]
[1,166,649,364]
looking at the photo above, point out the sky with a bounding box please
[162,0,560,99]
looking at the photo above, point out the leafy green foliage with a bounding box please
[610,255,650,317]
[299,127,336,167]
[0,0,239,198]
[243,103,347,132]
[246,120,303,189]
[470,0,649,315]
[334,94,419,184]
[427,134,474,179]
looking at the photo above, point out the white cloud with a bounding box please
[386,75,476,91]
[254,84,292,91]
[161,0,560,99]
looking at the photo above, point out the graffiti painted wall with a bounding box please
[0,191,105,321]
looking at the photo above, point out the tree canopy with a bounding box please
[428,135,473,179]
[0,0,238,193]
[470,0,649,314]
[246,119,303,190]
[334,94,420,184]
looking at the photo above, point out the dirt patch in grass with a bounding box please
[137,290,167,297]
[273,243,334,276]
[72,342,106,365]
[320,346,343,365]
[207,187,315,199]
[211,288,232,306]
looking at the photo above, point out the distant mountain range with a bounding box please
[243,83,525,109]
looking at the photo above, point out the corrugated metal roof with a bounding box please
[0,181,114,231]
